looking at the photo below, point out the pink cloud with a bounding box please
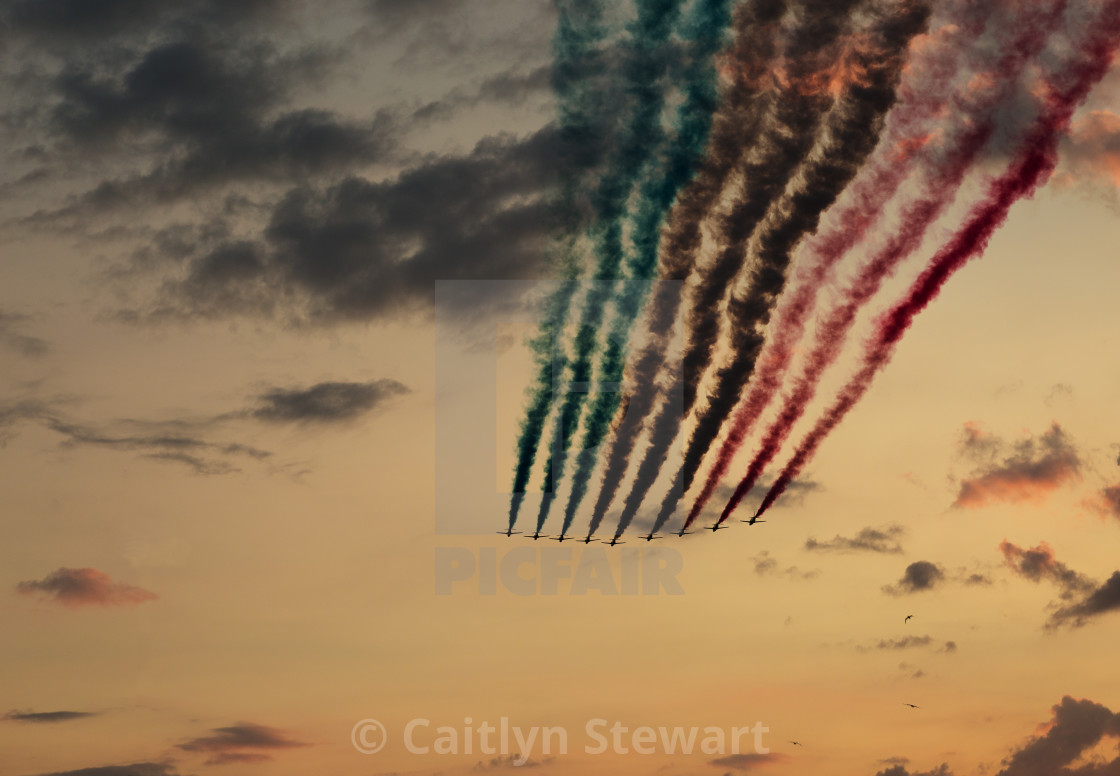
[15,567,157,608]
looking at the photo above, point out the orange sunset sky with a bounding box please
[2,2,1120,776]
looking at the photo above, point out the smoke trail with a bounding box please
[507,0,612,530]
[751,0,1120,518]
[614,0,871,538]
[533,0,686,534]
[686,0,999,523]
[702,0,1069,524]
[586,0,788,536]
[613,0,864,535]
[659,0,933,532]
[559,0,736,537]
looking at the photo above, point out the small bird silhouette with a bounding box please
[904,614,913,623]
[903,703,919,709]
[790,740,803,746]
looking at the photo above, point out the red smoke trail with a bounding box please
[749,0,1120,519]
[681,0,999,528]
[705,0,1072,525]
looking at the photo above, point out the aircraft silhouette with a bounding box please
[707,523,730,532]
[581,535,596,544]
[742,515,767,526]
[676,528,694,537]
[602,536,626,547]
[529,531,549,541]
[551,534,574,543]
[641,533,662,542]
[496,528,522,537]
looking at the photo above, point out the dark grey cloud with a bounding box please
[125,126,569,324]
[994,696,1120,776]
[999,541,1120,630]
[3,710,96,723]
[999,540,1096,600]
[953,424,1081,509]
[30,764,181,776]
[411,64,552,124]
[0,310,48,357]
[805,524,905,554]
[177,722,308,766]
[1,0,286,44]
[882,561,946,596]
[1048,572,1120,630]
[877,697,1120,776]
[249,380,410,424]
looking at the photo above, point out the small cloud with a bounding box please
[805,524,905,554]
[953,424,1081,509]
[26,764,179,776]
[866,635,934,651]
[709,753,789,771]
[882,562,946,596]
[15,568,157,608]
[749,551,819,580]
[250,380,410,424]
[961,572,993,586]
[177,722,309,766]
[3,710,96,723]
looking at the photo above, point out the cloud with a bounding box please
[858,636,956,654]
[866,636,934,650]
[805,524,905,554]
[121,126,569,325]
[1048,572,1120,630]
[29,764,182,776]
[882,562,946,596]
[999,540,1097,600]
[15,568,157,608]
[749,551,820,580]
[994,696,1120,776]
[878,696,1120,776]
[953,424,1081,509]
[3,710,96,723]
[873,766,953,776]
[177,722,309,766]
[249,380,410,424]
[1086,483,1120,520]
[0,310,48,357]
[998,541,1120,629]
[709,753,789,771]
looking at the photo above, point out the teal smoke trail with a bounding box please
[560,0,736,538]
[507,0,611,531]
[533,0,687,535]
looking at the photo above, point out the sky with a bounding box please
[2,1,1120,775]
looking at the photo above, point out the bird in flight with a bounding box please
[905,614,913,623]
[790,740,802,747]
[903,703,919,709]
